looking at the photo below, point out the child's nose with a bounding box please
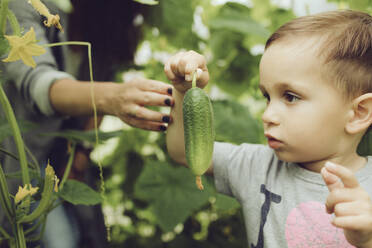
[262,104,280,126]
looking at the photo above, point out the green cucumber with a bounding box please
[183,71,215,190]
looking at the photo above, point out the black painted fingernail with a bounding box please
[162,116,170,123]
[159,125,167,131]
[167,88,173,95]
[164,98,171,106]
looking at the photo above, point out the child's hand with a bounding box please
[321,161,372,248]
[164,50,209,93]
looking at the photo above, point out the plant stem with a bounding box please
[0,162,14,223]
[0,0,9,35]
[192,70,197,88]
[7,9,20,36]
[0,147,38,171]
[0,224,11,240]
[59,142,76,190]
[14,223,26,248]
[24,145,40,174]
[26,214,46,242]
[24,214,45,235]
[0,84,30,186]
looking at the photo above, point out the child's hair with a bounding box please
[265,10,372,100]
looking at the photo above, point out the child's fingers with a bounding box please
[325,187,358,214]
[332,215,372,231]
[333,201,368,217]
[324,161,359,189]
[321,166,344,192]
[181,51,207,80]
[165,50,209,89]
[170,51,187,77]
[164,61,179,82]
[195,69,210,88]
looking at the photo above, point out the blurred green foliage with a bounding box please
[2,0,372,246]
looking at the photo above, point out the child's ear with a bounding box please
[345,93,372,134]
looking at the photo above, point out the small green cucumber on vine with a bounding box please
[183,69,215,190]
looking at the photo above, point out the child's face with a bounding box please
[259,39,352,165]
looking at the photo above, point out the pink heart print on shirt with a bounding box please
[285,201,355,248]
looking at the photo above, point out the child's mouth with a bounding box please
[265,134,283,149]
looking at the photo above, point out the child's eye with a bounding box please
[283,92,300,103]
[263,93,270,102]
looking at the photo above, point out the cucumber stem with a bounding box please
[192,70,197,88]
[196,176,204,190]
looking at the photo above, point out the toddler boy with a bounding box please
[165,10,372,248]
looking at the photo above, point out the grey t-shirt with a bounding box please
[213,142,372,248]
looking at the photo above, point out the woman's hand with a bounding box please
[101,77,174,131]
[50,77,173,132]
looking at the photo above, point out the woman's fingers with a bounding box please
[125,104,171,123]
[121,104,170,131]
[136,78,173,95]
[135,91,173,107]
[125,117,168,132]
[125,78,173,107]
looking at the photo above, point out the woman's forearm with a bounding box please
[49,78,116,116]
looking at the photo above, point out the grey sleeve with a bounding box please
[213,142,274,201]
[2,0,74,116]
[213,142,236,196]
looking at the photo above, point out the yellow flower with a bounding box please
[14,184,39,204]
[28,0,63,32]
[2,27,46,68]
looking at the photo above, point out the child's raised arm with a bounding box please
[164,51,211,171]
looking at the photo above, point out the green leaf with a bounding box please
[134,160,213,232]
[145,0,197,48]
[42,129,122,144]
[5,169,39,180]
[327,0,372,12]
[213,99,264,144]
[0,35,9,58]
[209,3,270,38]
[0,118,37,142]
[214,51,261,97]
[208,28,262,97]
[349,0,372,11]
[58,179,102,205]
[204,177,240,211]
[133,0,158,5]
[213,193,240,211]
